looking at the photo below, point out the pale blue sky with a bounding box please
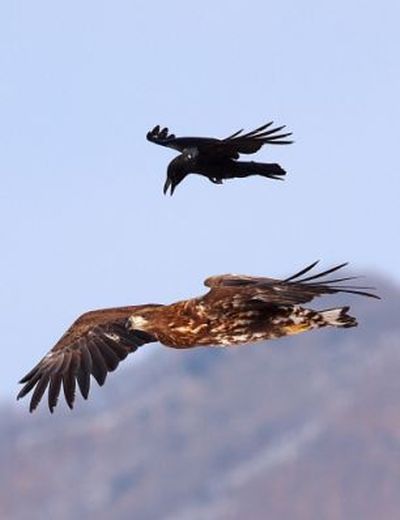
[1,1,399,399]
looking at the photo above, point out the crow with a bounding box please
[147,121,293,195]
[17,261,378,413]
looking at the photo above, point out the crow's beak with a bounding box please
[163,177,176,195]
[163,177,170,195]
[170,182,177,196]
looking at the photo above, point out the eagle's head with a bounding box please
[127,314,150,331]
[127,304,162,333]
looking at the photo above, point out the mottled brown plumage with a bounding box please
[17,262,379,413]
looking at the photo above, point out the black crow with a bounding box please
[147,122,293,195]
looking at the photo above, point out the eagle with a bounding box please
[17,261,378,413]
[146,121,293,195]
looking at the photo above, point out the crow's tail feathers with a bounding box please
[232,161,286,181]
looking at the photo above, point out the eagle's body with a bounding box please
[128,295,338,348]
[17,262,378,413]
[146,122,293,195]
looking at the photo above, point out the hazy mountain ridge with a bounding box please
[1,277,399,520]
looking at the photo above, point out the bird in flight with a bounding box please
[17,262,378,413]
[147,121,293,195]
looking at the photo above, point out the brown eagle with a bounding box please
[146,121,293,195]
[17,262,378,413]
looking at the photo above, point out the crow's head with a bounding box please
[163,168,187,196]
[163,150,195,195]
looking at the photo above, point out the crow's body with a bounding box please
[167,155,285,184]
[146,122,293,195]
[17,262,378,413]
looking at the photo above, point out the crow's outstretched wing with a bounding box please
[204,262,380,305]
[147,125,218,152]
[147,122,293,159]
[17,307,158,412]
[217,122,293,158]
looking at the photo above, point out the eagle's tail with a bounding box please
[231,161,286,181]
[318,306,357,328]
[279,306,357,337]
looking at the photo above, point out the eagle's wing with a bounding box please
[204,262,380,305]
[17,307,158,413]
[146,122,293,159]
